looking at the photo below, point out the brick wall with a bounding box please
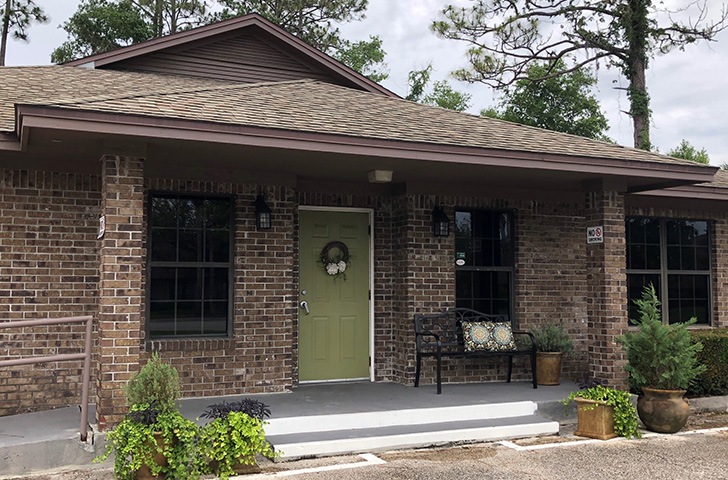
[0,169,100,416]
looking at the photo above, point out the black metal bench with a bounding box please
[414,308,537,394]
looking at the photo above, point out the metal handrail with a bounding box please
[0,316,94,442]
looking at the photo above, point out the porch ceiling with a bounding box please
[9,125,715,196]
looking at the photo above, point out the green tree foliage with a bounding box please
[406,64,471,112]
[667,139,710,164]
[432,1,727,151]
[0,0,47,66]
[333,35,388,83]
[483,61,610,141]
[52,0,208,63]
[214,0,367,52]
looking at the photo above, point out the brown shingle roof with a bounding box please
[0,65,713,169]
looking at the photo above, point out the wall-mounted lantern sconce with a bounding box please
[254,194,272,230]
[432,206,450,237]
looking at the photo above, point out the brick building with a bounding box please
[0,14,725,428]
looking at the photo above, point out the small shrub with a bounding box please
[617,284,706,391]
[688,329,728,396]
[125,352,180,412]
[530,324,574,353]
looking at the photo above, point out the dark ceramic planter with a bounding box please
[637,387,689,434]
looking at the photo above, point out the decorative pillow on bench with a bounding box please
[461,321,517,352]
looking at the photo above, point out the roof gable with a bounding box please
[63,13,394,96]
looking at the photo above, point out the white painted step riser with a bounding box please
[266,401,537,435]
[274,422,559,460]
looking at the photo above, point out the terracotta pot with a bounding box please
[232,457,261,475]
[574,397,617,440]
[637,387,689,433]
[135,432,169,480]
[210,456,261,476]
[536,352,564,386]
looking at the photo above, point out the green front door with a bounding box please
[299,210,370,382]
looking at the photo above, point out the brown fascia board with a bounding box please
[62,14,395,98]
[632,184,728,201]
[14,104,718,186]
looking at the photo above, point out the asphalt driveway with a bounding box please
[7,425,727,480]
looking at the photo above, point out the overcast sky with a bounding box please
[6,0,728,165]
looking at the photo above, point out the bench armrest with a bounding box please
[512,330,536,350]
[415,329,441,344]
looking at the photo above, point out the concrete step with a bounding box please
[265,402,559,460]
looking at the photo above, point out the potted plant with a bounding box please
[562,384,641,439]
[199,398,277,479]
[617,284,707,433]
[95,353,201,480]
[530,324,574,385]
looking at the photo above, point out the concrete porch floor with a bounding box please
[180,381,578,421]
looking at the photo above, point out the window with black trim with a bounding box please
[148,194,233,338]
[455,210,514,315]
[626,217,711,325]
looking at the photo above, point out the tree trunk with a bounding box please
[627,0,651,151]
[630,57,650,151]
[0,0,11,67]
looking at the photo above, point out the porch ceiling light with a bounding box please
[432,206,450,237]
[254,194,272,230]
[367,169,393,183]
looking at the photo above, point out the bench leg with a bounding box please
[531,353,538,389]
[507,356,513,383]
[414,353,421,388]
[436,351,442,394]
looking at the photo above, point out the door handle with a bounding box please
[300,300,310,315]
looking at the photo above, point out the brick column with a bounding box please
[585,189,629,389]
[96,155,144,429]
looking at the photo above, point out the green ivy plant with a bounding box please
[529,324,575,353]
[562,385,641,439]
[94,403,202,480]
[617,284,706,391]
[199,411,277,480]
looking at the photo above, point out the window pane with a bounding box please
[178,229,202,262]
[150,267,176,301]
[205,268,229,300]
[667,275,709,324]
[149,302,176,337]
[177,268,202,300]
[151,228,177,261]
[151,197,178,228]
[205,199,231,228]
[627,273,661,323]
[178,198,201,229]
[206,230,230,262]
